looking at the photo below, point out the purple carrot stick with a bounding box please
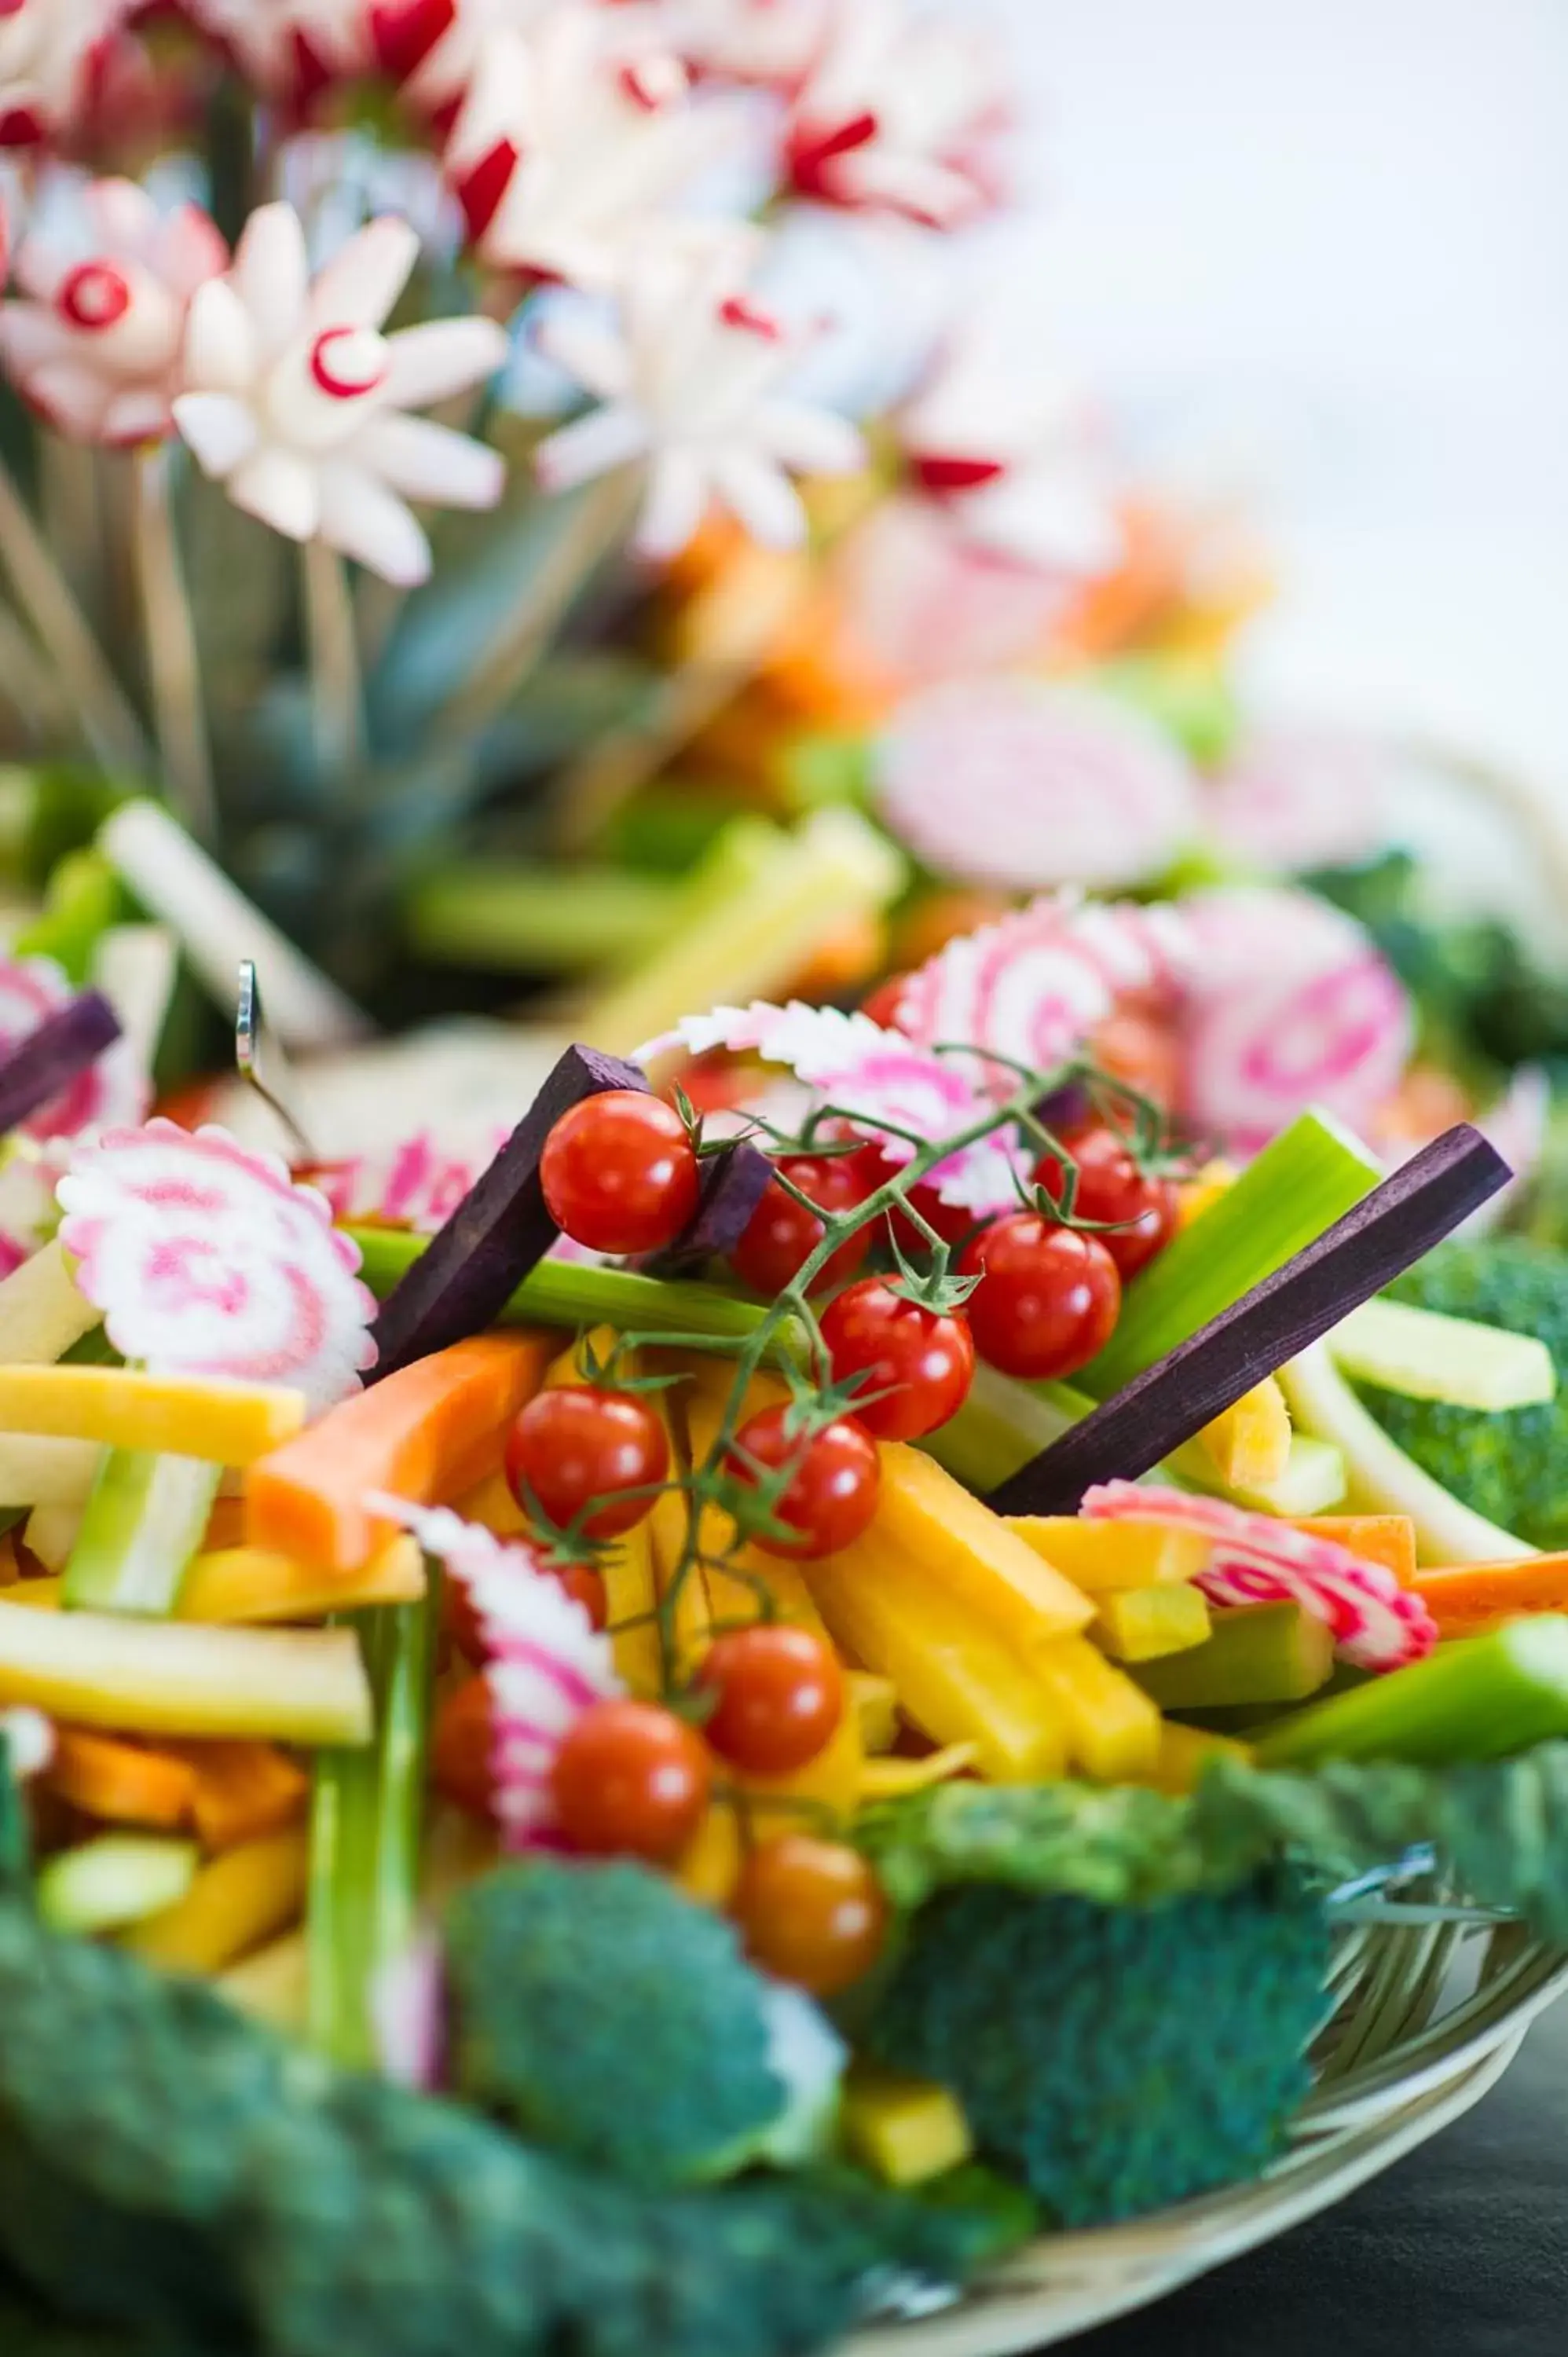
[0,992,121,1137]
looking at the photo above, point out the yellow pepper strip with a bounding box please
[1094,1584,1213,1663]
[602,1522,663,1696]
[849,1671,899,1755]
[804,1536,1068,1781]
[859,1743,978,1802]
[841,2066,974,2187]
[1032,1637,1163,1781]
[0,1365,307,1464]
[218,1930,309,2030]
[1134,1721,1254,1797]
[121,1827,310,1974]
[874,1445,1093,1648]
[1006,1516,1211,1593]
[1197,1376,1292,1492]
[675,1803,744,1909]
[11,1535,427,1629]
[0,1600,372,1745]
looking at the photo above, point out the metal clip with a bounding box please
[235,960,315,1159]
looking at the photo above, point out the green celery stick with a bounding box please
[1255,1617,1568,1768]
[1280,1341,1533,1565]
[584,808,906,1058]
[307,1588,437,2072]
[14,848,124,985]
[1326,1295,1555,1411]
[407,863,676,976]
[1169,1431,1348,1517]
[36,1835,197,1936]
[921,1363,1089,1490]
[1083,1111,1382,1398]
[1132,1602,1335,1710]
[346,1226,810,1365]
[61,1449,220,1617]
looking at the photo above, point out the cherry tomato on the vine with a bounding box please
[551,1699,712,1865]
[432,1673,496,1821]
[540,1090,700,1255]
[1035,1125,1178,1279]
[819,1277,975,1440]
[697,1625,844,1774]
[445,1558,608,1664]
[727,1403,881,1559]
[730,1153,870,1297]
[505,1386,669,1539]
[732,1834,889,1996]
[958,1213,1121,1379]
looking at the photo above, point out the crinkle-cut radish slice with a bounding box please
[892,893,1194,1094]
[1205,723,1394,876]
[1081,1481,1437,1671]
[304,1129,511,1236]
[639,1000,1025,1215]
[874,678,1200,891]
[0,957,147,1141]
[57,1120,377,1414]
[1177,886,1412,1157]
[371,1495,621,1852]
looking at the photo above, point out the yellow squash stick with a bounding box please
[1094,1584,1213,1662]
[1006,1516,1211,1593]
[804,1535,1069,1780]
[0,1600,372,1744]
[873,1445,1094,1648]
[1032,1636,1163,1780]
[0,1365,307,1462]
[849,1671,899,1754]
[1196,1377,1292,1493]
[121,1827,310,1974]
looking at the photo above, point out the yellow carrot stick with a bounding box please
[1005,1516,1211,1593]
[174,1740,311,1851]
[874,1445,1094,1646]
[46,1726,200,1831]
[12,1535,427,1628]
[1196,1376,1292,1492]
[1032,1637,1163,1780]
[0,1365,307,1462]
[121,1827,310,1974]
[1093,1583,1212,1662]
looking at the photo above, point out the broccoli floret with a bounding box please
[444,1860,842,2189]
[0,1896,1000,2357]
[865,1875,1327,2227]
[1359,1239,1568,1549]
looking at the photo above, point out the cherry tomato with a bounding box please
[432,1674,495,1820]
[698,1625,844,1774]
[551,1699,712,1865]
[446,1558,608,1663]
[732,1834,889,1996]
[1035,1126,1178,1278]
[958,1213,1121,1379]
[730,1153,870,1297]
[859,973,911,1029]
[505,1386,669,1539]
[540,1091,701,1255]
[819,1277,975,1440]
[727,1404,881,1560]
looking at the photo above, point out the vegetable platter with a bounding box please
[0,878,1566,2357]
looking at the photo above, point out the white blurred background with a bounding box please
[984,0,1568,790]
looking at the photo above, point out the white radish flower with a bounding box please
[0,178,226,447]
[173,203,509,587]
[899,340,1123,579]
[445,16,744,290]
[784,0,1008,229]
[372,0,563,123]
[184,0,372,101]
[640,0,835,87]
[0,0,123,149]
[535,233,864,558]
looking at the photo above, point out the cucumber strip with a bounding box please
[1083,1110,1382,1398]
[36,1834,198,1936]
[1132,1602,1335,1710]
[1327,1296,1556,1412]
[1171,1432,1348,1518]
[61,1450,222,1615]
[349,1225,810,1365]
[1280,1342,1535,1567]
[408,863,675,975]
[306,1586,438,2072]
[1254,1616,1568,1767]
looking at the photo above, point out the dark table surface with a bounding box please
[1069,2001,1568,2357]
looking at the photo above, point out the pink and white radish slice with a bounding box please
[1176,886,1412,1158]
[369,1497,621,1853]
[1080,1482,1437,1672]
[1204,724,1395,876]
[874,678,1200,892]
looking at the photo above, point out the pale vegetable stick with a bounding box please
[121,1828,310,1974]
[12,1549,427,1629]
[91,922,178,1080]
[0,1365,307,1462]
[0,1601,372,1744]
[0,1240,101,1365]
[0,1435,102,1508]
[218,1930,309,2029]
[22,1501,80,1574]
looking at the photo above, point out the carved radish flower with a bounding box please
[172,203,508,586]
[0,178,226,447]
[184,0,372,104]
[57,1120,377,1412]
[0,0,123,148]
[371,1497,622,1852]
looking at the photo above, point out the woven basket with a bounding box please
[852,1915,1568,2357]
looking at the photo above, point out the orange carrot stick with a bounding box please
[245,1332,552,1573]
[1292,1516,1417,1588]
[1409,1556,1568,1637]
[173,1740,310,1852]
[46,1728,199,1831]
